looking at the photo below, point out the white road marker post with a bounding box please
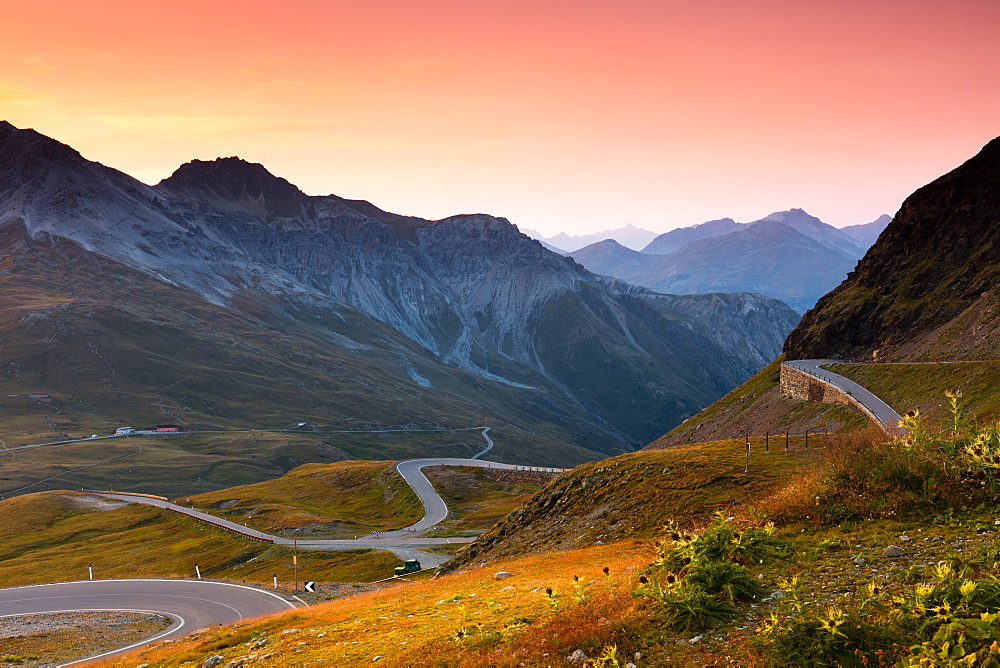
[88,564,93,580]
[195,563,201,580]
[273,574,278,590]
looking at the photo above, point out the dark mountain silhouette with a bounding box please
[785,137,1000,361]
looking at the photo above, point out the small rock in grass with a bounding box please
[372,656,383,662]
[202,657,224,668]
[568,649,589,663]
[495,571,515,580]
[854,556,867,567]
[884,545,906,558]
[900,535,910,543]
[688,635,704,644]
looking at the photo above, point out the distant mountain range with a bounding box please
[786,137,1000,362]
[521,223,659,252]
[0,121,800,471]
[569,209,890,313]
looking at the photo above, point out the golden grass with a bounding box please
[0,491,403,587]
[178,460,423,538]
[421,465,542,534]
[99,541,659,667]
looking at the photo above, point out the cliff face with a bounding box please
[0,121,800,454]
[785,137,1000,361]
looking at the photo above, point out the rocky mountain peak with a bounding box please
[157,156,311,222]
[0,121,90,179]
[758,208,817,224]
[784,136,1000,361]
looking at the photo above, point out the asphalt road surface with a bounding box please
[98,457,566,567]
[386,457,566,536]
[0,579,298,664]
[782,358,903,431]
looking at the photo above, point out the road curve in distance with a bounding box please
[386,457,567,537]
[96,456,567,567]
[0,579,298,664]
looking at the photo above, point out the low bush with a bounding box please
[773,395,1000,523]
[635,512,782,631]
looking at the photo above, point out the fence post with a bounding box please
[745,435,751,473]
[805,430,809,449]
[785,431,789,452]
[765,433,769,454]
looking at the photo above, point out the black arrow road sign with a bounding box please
[304,581,316,593]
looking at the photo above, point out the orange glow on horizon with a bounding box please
[2,0,998,235]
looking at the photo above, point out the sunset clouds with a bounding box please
[3,0,997,234]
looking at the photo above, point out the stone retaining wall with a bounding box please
[780,363,879,426]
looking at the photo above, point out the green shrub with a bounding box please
[815,397,1000,521]
[684,559,765,603]
[758,605,895,667]
[636,512,783,631]
[657,511,786,570]
[637,579,735,631]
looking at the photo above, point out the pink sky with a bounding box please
[2,0,998,235]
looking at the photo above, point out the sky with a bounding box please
[2,0,998,236]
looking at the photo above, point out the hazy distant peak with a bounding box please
[641,217,741,255]
[749,208,864,259]
[531,224,657,251]
[840,214,892,250]
[754,208,822,225]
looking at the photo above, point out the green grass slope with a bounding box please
[0,491,403,587]
[104,419,1000,668]
[180,461,423,538]
[438,434,824,574]
[832,361,1000,425]
[646,357,868,448]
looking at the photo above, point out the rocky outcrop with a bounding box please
[785,137,1000,361]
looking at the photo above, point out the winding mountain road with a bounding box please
[98,453,566,567]
[783,358,903,431]
[0,579,298,665]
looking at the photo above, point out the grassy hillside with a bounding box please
[0,491,403,588]
[0,429,500,499]
[439,432,825,573]
[648,357,868,448]
[0,460,548,591]
[831,361,1000,425]
[421,466,543,536]
[180,461,423,538]
[97,418,1000,667]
